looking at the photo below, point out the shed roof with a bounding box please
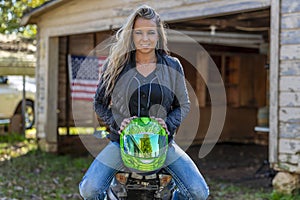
[21,0,68,25]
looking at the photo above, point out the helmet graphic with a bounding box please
[120,117,168,172]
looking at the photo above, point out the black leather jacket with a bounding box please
[94,51,190,142]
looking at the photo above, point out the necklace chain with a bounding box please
[137,62,156,67]
[136,59,156,67]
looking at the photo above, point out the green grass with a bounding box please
[0,133,37,161]
[0,150,93,199]
[0,132,27,143]
[1,134,300,200]
[207,179,300,200]
[266,191,300,200]
[0,138,93,199]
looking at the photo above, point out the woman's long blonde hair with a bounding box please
[102,5,169,98]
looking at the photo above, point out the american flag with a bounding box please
[68,54,106,101]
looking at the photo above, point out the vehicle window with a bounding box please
[0,76,8,84]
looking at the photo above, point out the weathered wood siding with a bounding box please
[277,0,300,173]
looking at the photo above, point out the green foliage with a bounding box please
[0,0,49,38]
[0,133,26,143]
[267,190,300,200]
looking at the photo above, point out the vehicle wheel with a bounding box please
[24,100,34,129]
[15,100,35,129]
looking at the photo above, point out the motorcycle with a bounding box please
[106,168,176,200]
[104,117,178,200]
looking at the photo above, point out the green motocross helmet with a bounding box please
[120,117,168,172]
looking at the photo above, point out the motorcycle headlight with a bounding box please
[159,174,172,187]
[115,173,129,185]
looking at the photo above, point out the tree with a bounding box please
[0,0,49,38]
[140,134,152,158]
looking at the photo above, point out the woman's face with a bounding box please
[133,17,159,54]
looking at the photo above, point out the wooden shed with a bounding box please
[21,0,300,192]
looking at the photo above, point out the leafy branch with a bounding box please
[0,0,49,38]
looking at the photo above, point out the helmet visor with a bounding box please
[123,133,167,158]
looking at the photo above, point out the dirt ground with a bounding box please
[186,142,275,192]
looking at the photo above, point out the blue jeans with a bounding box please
[79,141,209,200]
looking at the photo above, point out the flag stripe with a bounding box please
[72,79,98,85]
[71,92,95,98]
[71,85,98,92]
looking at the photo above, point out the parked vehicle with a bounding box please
[106,117,177,200]
[0,76,35,129]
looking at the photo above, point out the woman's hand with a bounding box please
[118,116,137,134]
[151,117,170,135]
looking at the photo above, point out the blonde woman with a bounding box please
[79,5,209,200]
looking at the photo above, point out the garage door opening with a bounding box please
[168,8,270,146]
[167,7,273,186]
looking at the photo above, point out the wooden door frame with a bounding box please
[269,0,280,165]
